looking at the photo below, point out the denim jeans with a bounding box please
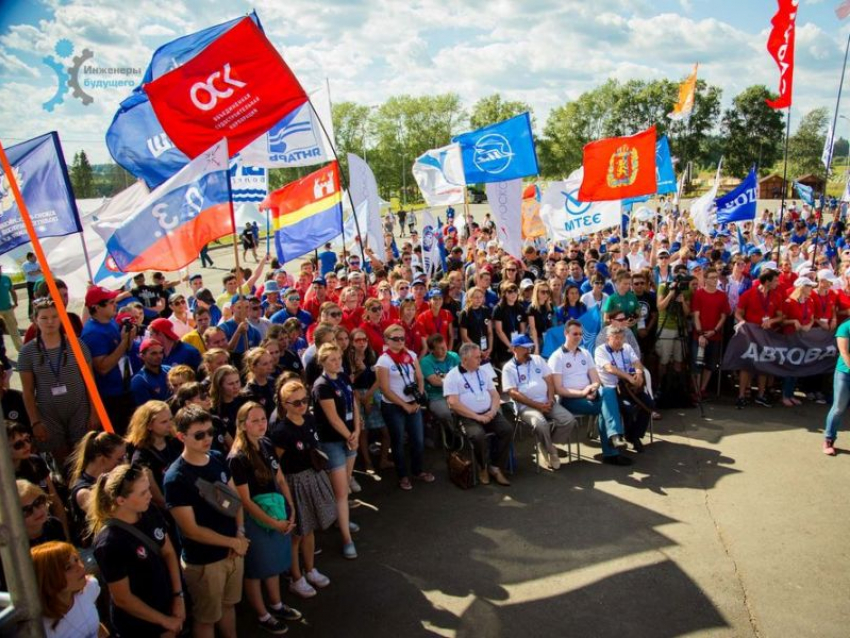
[599,387,625,457]
[782,376,797,399]
[824,369,850,442]
[381,401,424,479]
[561,394,620,457]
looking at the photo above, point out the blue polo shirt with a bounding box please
[318,250,337,276]
[81,319,128,397]
[131,365,172,406]
[163,341,202,370]
[269,307,314,331]
[219,319,262,354]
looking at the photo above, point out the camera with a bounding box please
[671,274,695,293]
[119,316,136,332]
[404,383,429,407]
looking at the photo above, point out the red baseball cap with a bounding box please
[85,286,119,307]
[139,337,163,353]
[148,318,179,342]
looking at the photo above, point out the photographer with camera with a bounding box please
[654,264,694,392]
[376,324,435,491]
[81,285,138,435]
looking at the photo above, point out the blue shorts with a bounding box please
[319,440,357,471]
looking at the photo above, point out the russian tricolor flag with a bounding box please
[106,139,234,272]
[264,162,343,263]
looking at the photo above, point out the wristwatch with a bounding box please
[173,591,184,598]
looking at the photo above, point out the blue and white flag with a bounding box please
[412,143,466,206]
[107,13,262,189]
[794,181,814,207]
[716,166,758,224]
[229,156,267,203]
[452,112,538,183]
[0,132,82,257]
[421,208,441,277]
[240,84,336,168]
[539,167,621,241]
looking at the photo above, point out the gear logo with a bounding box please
[42,39,73,112]
[68,47,95,106]
[0,166,24,216]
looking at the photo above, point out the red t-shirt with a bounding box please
[835,290,850,318]
[781,297,815,334]
[396,319,426,356]
[737,286,782,325]
[359,320,387,354]
[691,288,731,341]
[813,290,838,322]
[342,307,365,332]
[415,309,454,345]
[777,272,797,298]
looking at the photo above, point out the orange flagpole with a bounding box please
[0,141,114,433]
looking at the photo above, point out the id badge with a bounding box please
[480,337,488,350]
[510,331,520,342]
[345,411,354,422]
[51,385,68,397]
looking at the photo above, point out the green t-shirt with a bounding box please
[602,291,639,319]
[657,283,692,331]
[420,351,460,400]
[0,276,14,311]
[837,319,850,374]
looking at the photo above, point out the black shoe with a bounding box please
[735,397,747,410]
[603,454,633,466]
[754,395,772,407]
[258,615,288,634]
[271,604,303,622]
[609,435,628,449]
[632,438,645,453]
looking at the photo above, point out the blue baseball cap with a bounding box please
[312,277,327,287]
[426,288,443,300]
[511,334,535,348]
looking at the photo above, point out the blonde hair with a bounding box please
[16,479,47,503]
[87,463,146,536]
[464,286,485,311]
[167,365,196,391]
[68,431,125,486]
[125,400,172,449]
[242,346,270,383]
[317,343,342,367]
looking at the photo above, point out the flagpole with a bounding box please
[775,107,792,258]
[77,232,96,284]
[265,207,271,254]
[812,29,850,269]
[0,141,114,434]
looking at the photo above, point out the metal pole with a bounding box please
[0,412,45,638]
[775,107,792,258]
[77,232,96,285]
[812,30,850,269]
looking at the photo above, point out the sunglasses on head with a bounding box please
[191,427,215,441]
[286,398,309,407]
[12,436,31,451]
[22,494,49,518]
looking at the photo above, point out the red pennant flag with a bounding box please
[765,0,798,109]
[578,126,657,202]
[144,17,307,158]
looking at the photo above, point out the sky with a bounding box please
[0,0,848,164]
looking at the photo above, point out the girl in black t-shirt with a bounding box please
[269,380,335,598]
[228,402,300,631]
[240,347,276,418]
[491,282,527,367]
[210,365,247,438]
[459,287,493,362]
[347,328,392,473]
[126,401,183,508]
[17,479,67,548]
[90,463,185,637]
[528,280,556,353]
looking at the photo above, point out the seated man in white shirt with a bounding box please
[444,343,513,486]
[594,325,653,458]
[502,334,575,470]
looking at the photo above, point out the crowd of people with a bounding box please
[2,197,850,636]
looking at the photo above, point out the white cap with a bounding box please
[760,260,778,272]
[520,278,534,290]
[795,262,815,276]
[817,268,839,283]
[794,277,816,288]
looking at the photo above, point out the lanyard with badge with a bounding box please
[471,308,488,349]
[324,374,354,423]
[40,336,69,397]
[512,358,533,388]
[461,369,486,397]
[606,345,633,373]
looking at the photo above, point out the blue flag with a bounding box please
[106,13,261,188]
[716,166,758,224]
[794,181,814,207]
[452,112,538,183]
[0,132,82,257]
[623,136,676,204]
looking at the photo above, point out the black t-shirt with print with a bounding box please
[228,438,280,497]
[268,414,320,475]
[311,373,354,443]
[131,438,183,492]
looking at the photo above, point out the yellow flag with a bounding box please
[668,63,698,121]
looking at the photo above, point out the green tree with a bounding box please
[787,107,829,177]
[834,136,849,160]
[469,94,533,130]
[667,81,722,176]
[70,150,95,198]
[720,85,785,177]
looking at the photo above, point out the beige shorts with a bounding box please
[183,555,244,624]
[655,328,685,365]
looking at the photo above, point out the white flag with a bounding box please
[347,154,385,250]
[690,159,722,236]
[539,167,620,241]
[823,122,835,170]
[412,143,466,207]
[240,83,336,168]
[485,179,523,260]
[841,174,850,203]
[421,208,441,277]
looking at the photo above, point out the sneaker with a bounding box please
[754,395,772,407]
[735,397,747,410]
[288,576,316,599]
[806,392,816,402]
[258,615,288,634]
[609,435,628,449]
[343,542,358,559]
[815,392,827,405]
[781,398,794,407]
[349,476,362,493]
[549,452,561,470]
[824,439,837,456]
[272,604,303,622]
[348,521,360,533]
[306,568,330,589]
[602,454,633,466]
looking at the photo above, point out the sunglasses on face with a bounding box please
[398,286,410,291]
[368,307,381,313]
[286,398,309,407]
[353,337,368,343]
[12,436,31,451]
[504,267,517,272]
[287,296,300,302]
[191,427,215,441]
[22,494,49,518]
[328,311,342,318]
[386,335,405,343]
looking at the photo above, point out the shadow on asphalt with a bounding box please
[239,433,739,637]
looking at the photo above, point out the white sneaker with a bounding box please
[306,568,330,589]
[288,576,317,599]
[349,476,362,493]
[549,452,561,470]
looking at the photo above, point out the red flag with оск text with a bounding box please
[578,126,657,202]
[144,17,307,158]
[765,0,798,109]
